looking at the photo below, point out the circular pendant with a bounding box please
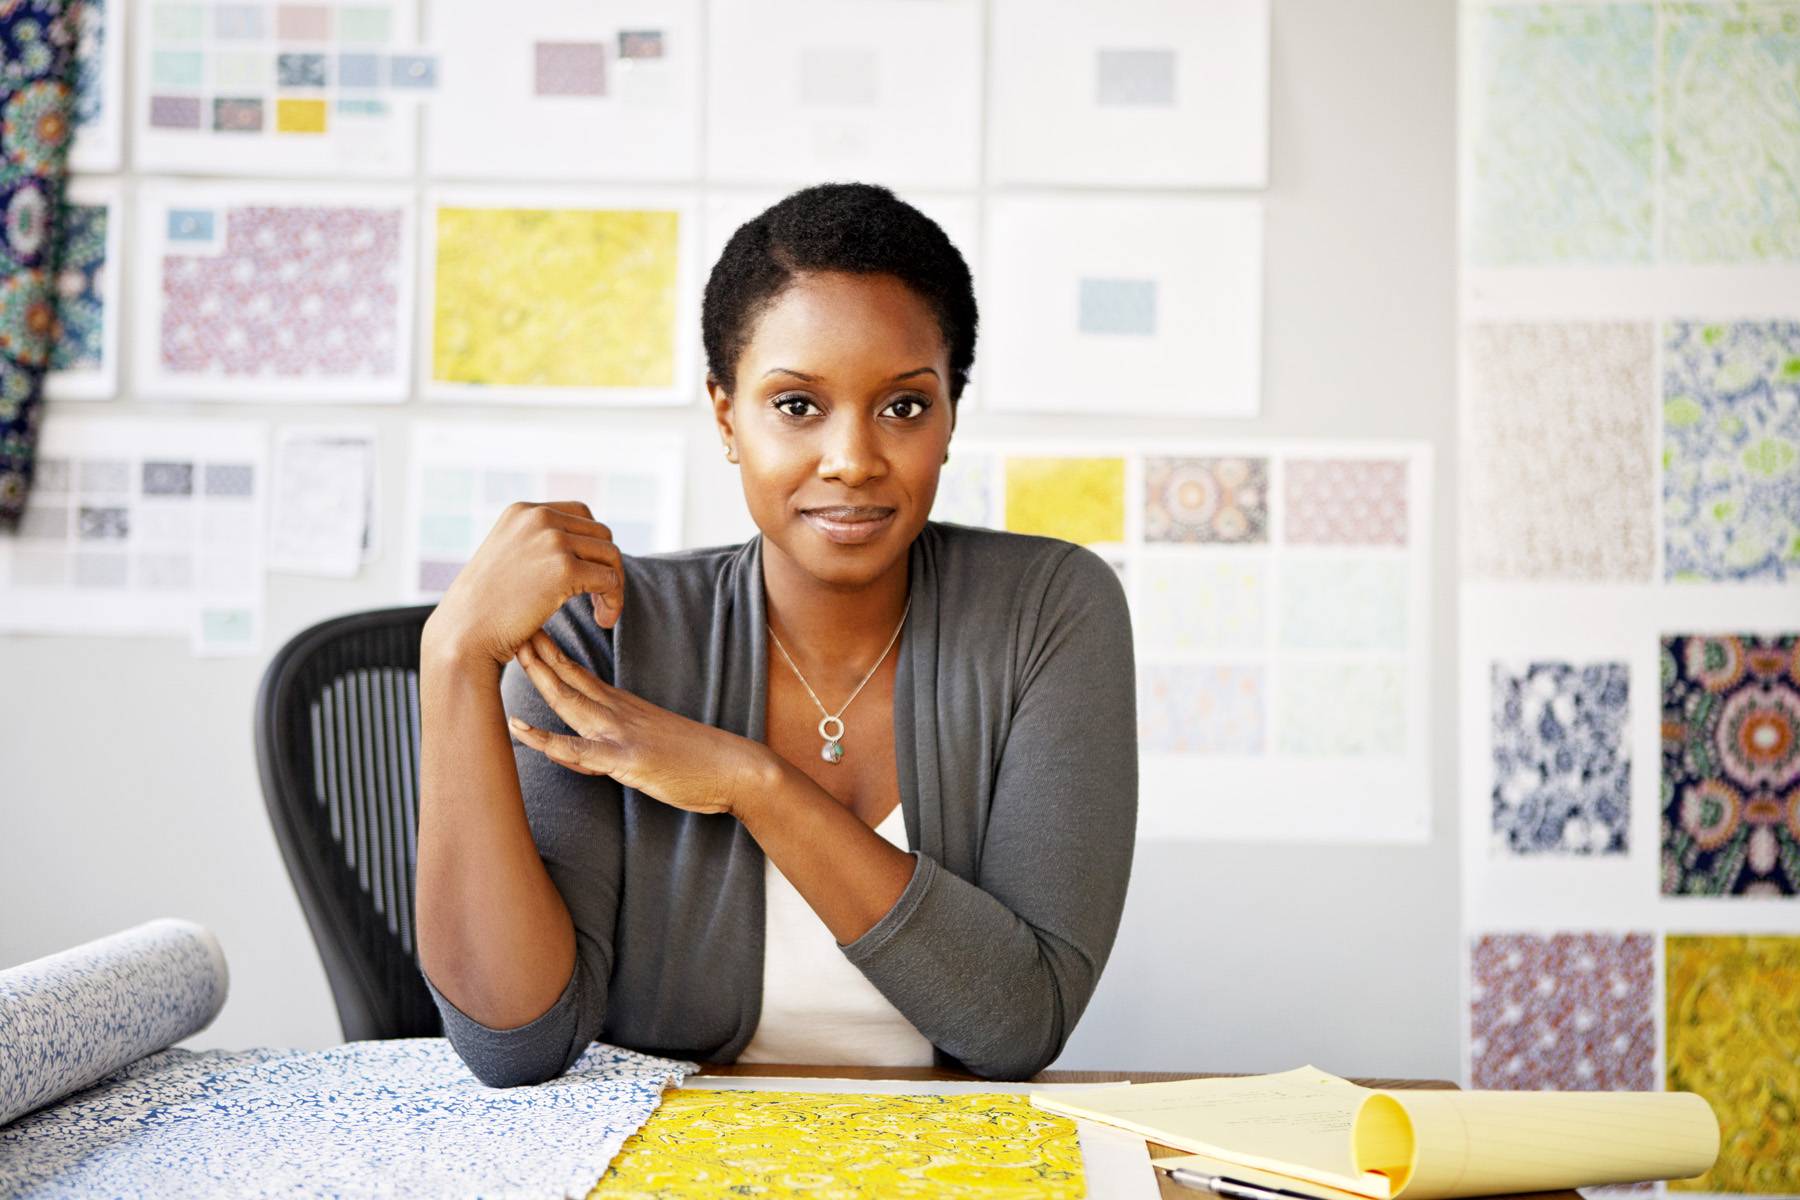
[817,717,846,764]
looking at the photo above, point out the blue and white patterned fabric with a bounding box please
[0,1039,693,1198]
[0,919,694,1197]
[0,919,229,1126]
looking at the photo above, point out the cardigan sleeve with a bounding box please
[840,544,1139,1079]
[422,602,622,1087]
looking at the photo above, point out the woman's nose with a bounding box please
[816,416,886,487]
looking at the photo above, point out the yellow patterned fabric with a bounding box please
[589,1089,1086,1199]
[432,207,679,390]
[1666,934,1800,1194]
[1003,457,1127,546]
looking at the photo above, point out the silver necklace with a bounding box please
[768,598,911,764]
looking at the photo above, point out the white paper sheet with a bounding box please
[406,420,684,602]
[988,0,1270,187]
[704,0,983,188]
[130,0,423,177]
[426,0,702,181]
[981,194,1264,417]
[68,0,125,172]
[0,415,268,657]
[682,1076,1159,1200]
[132,180,415,402]
[422,186,701,407]
[267,426,374,578]
[936,438,1433,843]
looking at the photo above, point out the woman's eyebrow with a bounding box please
[761,366,941,383]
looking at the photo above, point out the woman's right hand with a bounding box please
[422,501,625,671]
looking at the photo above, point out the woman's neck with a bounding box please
[761,538,911,692]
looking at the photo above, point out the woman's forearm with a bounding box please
[414,632,577,1030]
[735,756,916,945]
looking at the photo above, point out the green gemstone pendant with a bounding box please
[818,716,846,765]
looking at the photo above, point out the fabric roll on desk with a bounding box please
[0,920,694,1199]
[0,918,229,1127]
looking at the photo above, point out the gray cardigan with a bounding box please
[423,521,1138,1084]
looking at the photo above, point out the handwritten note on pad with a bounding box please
[1030,1066,1720,1199]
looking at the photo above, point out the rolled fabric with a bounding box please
[0,919,229,1127]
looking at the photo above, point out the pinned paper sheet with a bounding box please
[1036,1067,1720,1200]
[133,181,416,403]
[425,189,699,406]
[268,426,375,578]
[0,415,268,657]
[406,421,683,601]
[941,439,1433,844]
[131,0,432,177]
[427,0,702,180]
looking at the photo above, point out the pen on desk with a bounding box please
[1164,1166,1324,1200]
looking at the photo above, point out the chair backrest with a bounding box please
[254,604,440,1042]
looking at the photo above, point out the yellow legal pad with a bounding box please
[589,1089,1086,1199]
[1032,1066,1721,1199]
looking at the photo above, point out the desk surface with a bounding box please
[696,1063,1583,1200]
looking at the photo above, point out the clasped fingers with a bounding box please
[506,720,620,778]
[517,629,612,713]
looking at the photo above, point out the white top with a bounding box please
[738,805,937,1067]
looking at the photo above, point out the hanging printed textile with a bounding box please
[0,0,81,524]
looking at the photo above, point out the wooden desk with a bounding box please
[698,1063,1582,1200]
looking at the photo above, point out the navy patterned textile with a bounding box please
[0,0,82,525]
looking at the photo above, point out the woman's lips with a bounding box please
[801,506,897,545]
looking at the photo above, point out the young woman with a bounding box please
[415,183,1137,1085]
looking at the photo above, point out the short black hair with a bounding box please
[702,182,978,402]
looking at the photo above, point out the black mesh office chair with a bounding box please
[254,604,442,1041]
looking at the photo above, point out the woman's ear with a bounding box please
[708,374,738,463]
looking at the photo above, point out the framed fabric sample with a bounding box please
[425,0,702,182]
[704,0,982,189]
[988,0,1269,188]
[982,195,1262,417]
[132,180,415,402]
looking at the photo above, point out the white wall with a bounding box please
[0,0,1460,1078]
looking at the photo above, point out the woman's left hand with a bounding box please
[507,630,776,818]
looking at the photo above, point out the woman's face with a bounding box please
[711,270,955,590]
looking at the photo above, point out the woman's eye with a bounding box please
[885,396,929,420]
[774,395,818,418]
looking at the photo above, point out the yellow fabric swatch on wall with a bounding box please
[1666,934,1800,1194]
[590,1089,1085,1199]
[1004,457,1127,545]
[275,99,328,133]
[432,207,679,390]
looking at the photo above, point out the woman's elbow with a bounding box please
[957,1035,1062,1082]
[952,1002,1070,1081]
[444,1032,579,1089]
[464,1054,566,1090]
